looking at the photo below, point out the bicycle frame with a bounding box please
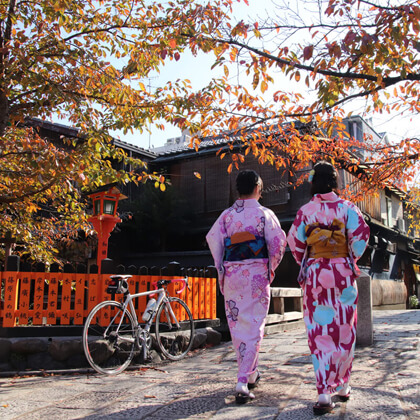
[109,277,186,349]
[106,288,165,346]
[83,275,193,373]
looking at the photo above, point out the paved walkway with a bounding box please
[1,310,419,419]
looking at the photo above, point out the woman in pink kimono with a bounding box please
[287,161,370,415]
[206,170,286,404]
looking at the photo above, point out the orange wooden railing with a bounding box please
[0,270,217,327]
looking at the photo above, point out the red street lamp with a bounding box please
[87,184,127,271]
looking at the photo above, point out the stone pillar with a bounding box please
[356,270,373,347]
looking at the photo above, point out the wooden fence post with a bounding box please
[60,263,74,325]
[74,264,87,325]
[47,263,61,325]
[1,260,220,329]
[2,256,20,327]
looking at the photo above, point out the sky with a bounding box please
[109,0,420,151]
[113,50,219,149]
[117,53,420,150]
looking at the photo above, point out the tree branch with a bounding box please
[3,0,16,44]
[0,178,58,204]
[223,37,420,85]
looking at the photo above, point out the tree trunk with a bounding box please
[0,87,9,136]
[0,0,16,136]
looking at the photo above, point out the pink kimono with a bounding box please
[206,198,286,383]
[287,192,370,395]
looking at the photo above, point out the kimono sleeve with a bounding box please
[206,211,228,294]
[264,208,286,282]
[286,208,308,266]
[346,202,370,271]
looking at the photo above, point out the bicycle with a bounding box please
[82,275,195,375]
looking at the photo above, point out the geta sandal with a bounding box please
[248,372,261,390]
[337,385,351,402]
[338,393,350,402]
[235,391,255,404]
[313,402,335,415]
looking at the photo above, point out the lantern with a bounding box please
[87,183,127,270]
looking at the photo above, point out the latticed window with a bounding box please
[256,162,289,207]
[171,154,290,213]
[205,156,233,212]
[178,158,205,213]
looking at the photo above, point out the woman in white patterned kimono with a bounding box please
[287,161,370,415]
[206,170,286,403]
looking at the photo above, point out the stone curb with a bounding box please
[0,327,221,376]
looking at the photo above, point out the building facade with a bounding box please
[133,117,419,309]
[21,118,420,309]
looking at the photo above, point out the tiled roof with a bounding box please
[152,136,232,157]
[26,118,156,159]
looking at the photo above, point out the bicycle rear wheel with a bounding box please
[155,297,194,361]
[83,301,137,375]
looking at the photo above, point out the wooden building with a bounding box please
[18,118,420,309]
[136,117,420,309]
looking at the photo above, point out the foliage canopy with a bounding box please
[189,0,420,232]
[0,0,232,262]
[188,1,420,188]
[1,0,419,263]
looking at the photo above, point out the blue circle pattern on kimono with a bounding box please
[312,354,320,371]
[297,221,307,242]
[346,208,360,229]
[339,286,357,305]
[352,239,367,257]
[313,305,335,326]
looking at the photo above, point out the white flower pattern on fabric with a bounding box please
[206,198,286,383]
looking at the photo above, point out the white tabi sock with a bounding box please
[318,394,332,405]
[338,384,351,396]
[235,382,255,398]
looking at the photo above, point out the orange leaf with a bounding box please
[261,80,268,93]
[303,45,313,60]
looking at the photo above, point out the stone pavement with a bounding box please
[0,310,419,419]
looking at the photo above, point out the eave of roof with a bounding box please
[152,121,316,160]
[152,138,237,163]
[26,118,157,159]
[111,137,157,159]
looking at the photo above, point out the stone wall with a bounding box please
[0,327,221,375]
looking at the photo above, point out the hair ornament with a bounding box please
[308,169,315,182]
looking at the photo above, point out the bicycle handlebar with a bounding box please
[152,276,189,294]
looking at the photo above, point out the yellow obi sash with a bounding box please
[305,219,349,259]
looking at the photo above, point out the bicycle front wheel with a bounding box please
[83,301,137,375]
[155,297,194,361]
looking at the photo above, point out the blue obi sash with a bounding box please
[224,232,268,262]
